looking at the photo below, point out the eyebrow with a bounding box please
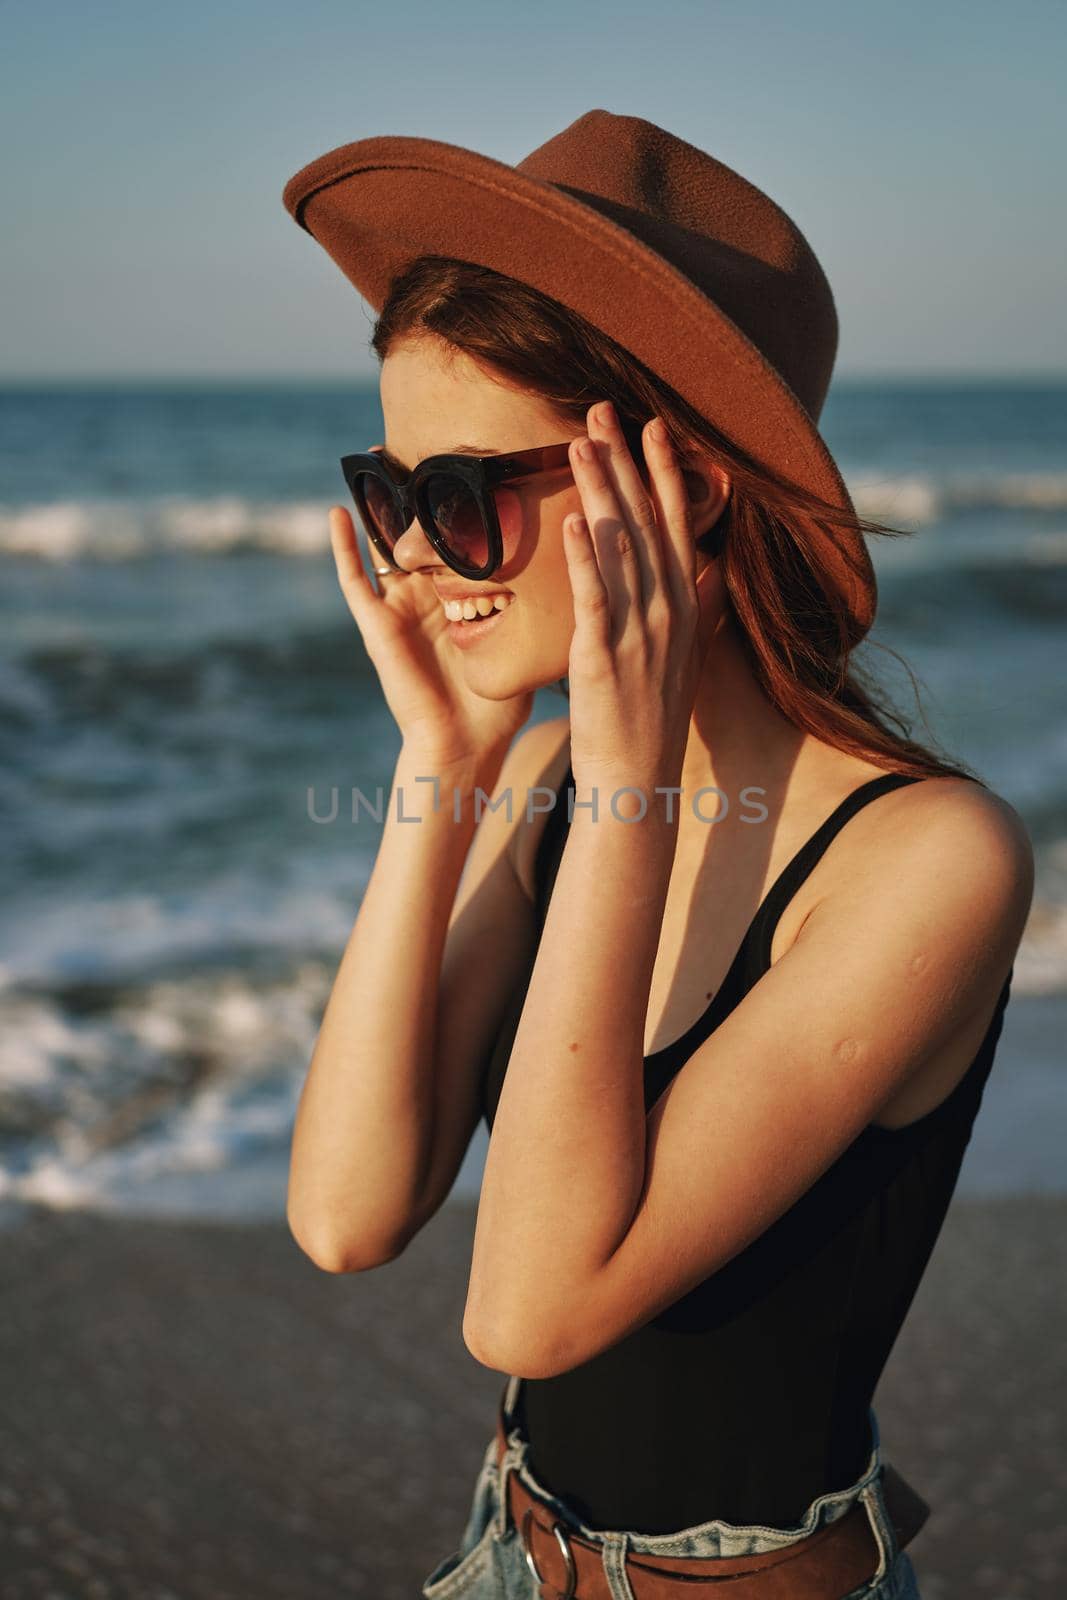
[378,443,501,473]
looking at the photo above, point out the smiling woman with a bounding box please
[281,110,1033,1599]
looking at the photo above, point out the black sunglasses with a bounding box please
[340,429,651,581]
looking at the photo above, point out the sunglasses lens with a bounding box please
[349,460,520,576]
[354,473,405,552]
[425,472,491,570]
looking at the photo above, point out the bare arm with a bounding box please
[286,718,568,1272]
[463,780,1032,1376]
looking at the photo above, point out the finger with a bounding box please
[569,433,643,633]
[329,506,381,614]
[562,512,612,653]
[642,419,696,603]
[587,403,667,606]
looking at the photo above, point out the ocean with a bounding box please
[2,379,1065,1226]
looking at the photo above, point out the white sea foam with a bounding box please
[0,496,334,560]
[850,471,1067,526]
[0,879,359,989]
[0,964,331,1221]
[1,875,1065,1227]
[4,473,1067,561]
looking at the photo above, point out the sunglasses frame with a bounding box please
[340,427,652,581]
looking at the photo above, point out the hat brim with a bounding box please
[283,133,875,635]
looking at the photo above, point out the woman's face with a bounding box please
[378,334,586,699]
[377,333,725,703]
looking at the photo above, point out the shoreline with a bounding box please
[2,1194,1064,1598]
[2,986,1065,1233]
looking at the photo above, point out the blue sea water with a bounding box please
[1,379,1066,1224]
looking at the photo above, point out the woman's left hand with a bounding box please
[562,401,720,805]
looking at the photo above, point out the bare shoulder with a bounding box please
[872,774,1031,901]
[499,715,571,905]
[785,771,1034,1130]
[812,770,1035,969]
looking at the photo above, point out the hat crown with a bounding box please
[518,110,838,423]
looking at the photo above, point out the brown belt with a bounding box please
[493,1403,929,1600]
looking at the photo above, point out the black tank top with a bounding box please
[480,762,1013,1534]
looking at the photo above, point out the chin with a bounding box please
[460,652,564,702]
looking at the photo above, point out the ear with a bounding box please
[681,467,708,503]
[682,459,731,550]
[681,459,730,506]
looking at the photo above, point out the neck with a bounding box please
[678,610,809,807]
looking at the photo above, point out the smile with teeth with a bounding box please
[442,594,514,622]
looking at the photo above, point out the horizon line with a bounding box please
[2,370,1066,388]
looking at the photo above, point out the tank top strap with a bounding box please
[746,771,926,978]
[643,771,935,1078]
[534,766,932,945]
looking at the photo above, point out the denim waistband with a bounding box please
[492,1374,904,1596]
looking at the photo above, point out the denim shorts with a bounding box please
[420,1376,922,1600]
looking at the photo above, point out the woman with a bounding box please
[282,113,1033,1599]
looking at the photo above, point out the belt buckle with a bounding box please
[521,1506,577,1600]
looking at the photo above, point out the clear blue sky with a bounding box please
[2,0,1063,380]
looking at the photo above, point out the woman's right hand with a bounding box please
[328,505,535,768]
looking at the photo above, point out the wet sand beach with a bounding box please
[1,1194,1063,1599]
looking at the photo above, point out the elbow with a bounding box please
[287,1212,410,1275]
[462,1303,570,1380]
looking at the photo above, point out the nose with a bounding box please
[391,515,443,574]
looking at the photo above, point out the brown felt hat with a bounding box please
[283,108,876,637]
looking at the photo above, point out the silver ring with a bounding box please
[521,1509,577,1600]
[374,566,393,575]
